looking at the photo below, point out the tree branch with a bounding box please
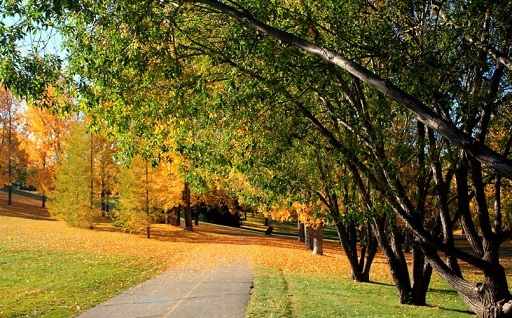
[180,0,512,180]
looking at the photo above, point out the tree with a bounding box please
[2,1,512,316]
[116,155,152,234]
[50,118,96,228]
[21,98,70,207]
[0,85,27,205]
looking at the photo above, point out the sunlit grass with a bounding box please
[0,248,160,317]
[247,269,476,318]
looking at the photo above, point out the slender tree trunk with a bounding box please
[7,185,12,206]
[145,160,150,238]
[89,132,94,230]
[172,206,181,226]
[305,224,314,250]
[183,182,193,231]
[7,104,12,206]
[360,225,377,282]
[42,193,46,208]
[313,222,324,255]
[298,221,305,242]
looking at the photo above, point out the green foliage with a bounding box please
[49,120,95,228]
[115,155,150,233]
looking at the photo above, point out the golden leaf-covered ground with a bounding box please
[1,191,510,285]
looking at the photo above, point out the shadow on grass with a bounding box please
[367,280,474,316]
[0,190,55,222]
[424,304,474,316]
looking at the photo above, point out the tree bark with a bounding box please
[172,206,181,226]
[313,222,324,255]
[373,218,412,304]
[305,224,314,250]
[423,243,512,318]
[183,182,193,231]
[298,221,305,242]
[411,239,432,306]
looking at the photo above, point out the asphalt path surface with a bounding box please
[78,260,254,318]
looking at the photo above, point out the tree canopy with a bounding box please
[1,0,512,316]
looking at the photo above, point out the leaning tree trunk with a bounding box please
[373,218,413,304]
[312,222,324,255]
[423,243,512,318]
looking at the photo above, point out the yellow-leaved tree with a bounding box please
[116,151,186,236]
[50,118,97,228]
[21,103,71,207]
[0,85,28,205]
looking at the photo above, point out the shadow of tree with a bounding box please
[0,191,55,221]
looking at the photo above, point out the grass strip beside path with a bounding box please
[246,270,476,318]
[0,247,160,317]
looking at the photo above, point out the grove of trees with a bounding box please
[1,1,512,317]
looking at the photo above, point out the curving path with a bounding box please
[78,260,254,318]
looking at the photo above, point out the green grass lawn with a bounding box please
[0,247,161,317]
[246,268,476,318]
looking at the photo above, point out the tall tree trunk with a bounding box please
[145,160,150,238]
[373,218,412,304]
[298,221,305,242]
[313,222,324,255]
[411,239,432,305]
[173,206,181,226]
[7,102,12,206]
[183,182,193,231]
[7,185,12,206]
[194,206,199,226]
[304,224,314,250]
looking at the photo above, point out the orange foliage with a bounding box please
[20,105,72,193]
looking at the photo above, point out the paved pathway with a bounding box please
[78,260,254,318]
